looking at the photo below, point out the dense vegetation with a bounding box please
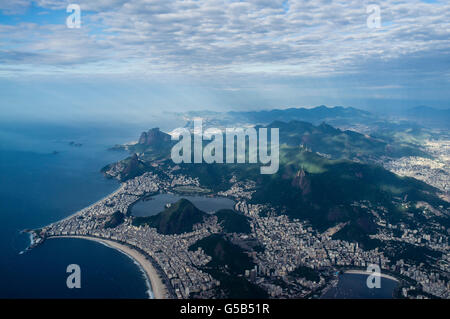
[190,234,254,274]
[290,265,321,283]
[264,120,427,160]
[189,234,268,298]
[104,210,124,228]
[108,118,448,248]
[215,209,252,234]
[132,199,207,234]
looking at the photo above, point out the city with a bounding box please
[31,152,450,299]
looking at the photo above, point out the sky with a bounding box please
[0,0,449,124]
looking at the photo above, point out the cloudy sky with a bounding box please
[0,0,449,123]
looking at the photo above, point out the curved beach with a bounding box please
[49,235,168,299]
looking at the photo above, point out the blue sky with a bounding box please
[0,0,449,124]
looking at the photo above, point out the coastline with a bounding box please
[47,235,168,299]
[48,184,126,227]
[320,269,401,299]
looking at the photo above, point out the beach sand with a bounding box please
[49,235,168,299]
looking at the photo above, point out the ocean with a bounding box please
[322,273,399,299]
[0,121,161,298]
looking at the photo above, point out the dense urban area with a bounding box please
[31,138,450,299]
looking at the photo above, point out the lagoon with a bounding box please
[131,193,235,217]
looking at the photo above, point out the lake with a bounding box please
[131,193,236,217]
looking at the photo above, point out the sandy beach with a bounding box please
[48,235,168,299]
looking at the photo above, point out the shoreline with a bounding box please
[47,235,168,299]
[320,269,400,299]
[48,183,125,227]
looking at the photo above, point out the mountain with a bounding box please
[190,234,254,274]
[214,209,252,234]
[138,128,172,146]
[95,113,450,288]
[104,211,125,229]
[117,118,426,172]
[105,118,448,249]
[132,199,207,234]
[265,120,427,161]
[184,105,376,128]
[229,105,372,124]
[109,127,173,155]
[189,234,268,298]
[182,105,446,150]
[250,155,448,238]
[130,128,174,155]
[172,149,448,250]
[101,153,151,181]
[103,128,175,180]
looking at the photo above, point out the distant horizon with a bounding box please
[1,103,449,130]
[1,1,449,124]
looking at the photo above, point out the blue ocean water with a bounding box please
[0,121,158,298]
[322,273,398,299]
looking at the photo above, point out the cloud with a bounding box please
[0,0,31,14]
[0,0,448,80]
